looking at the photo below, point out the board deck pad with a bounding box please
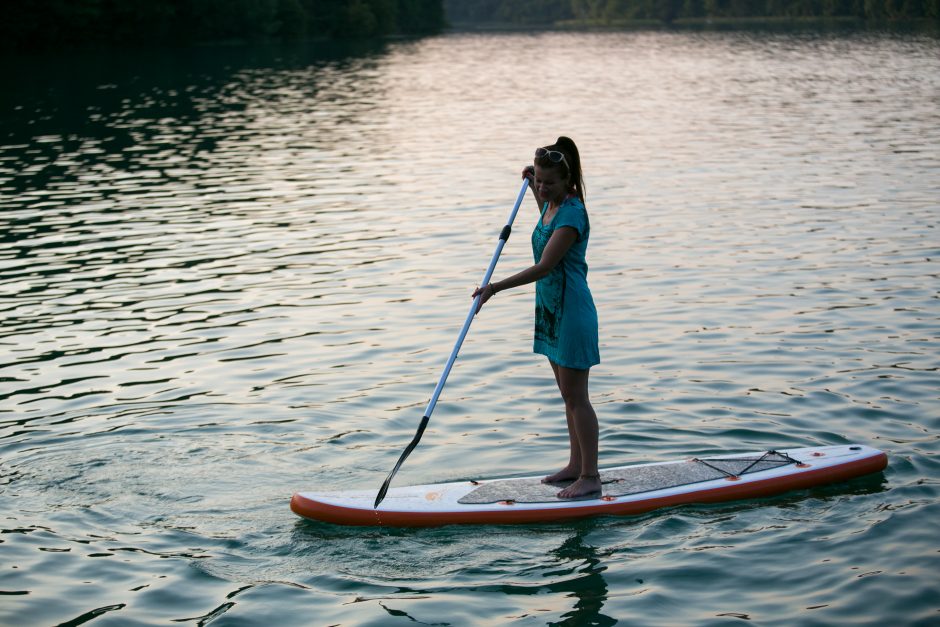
[458,453,796,504]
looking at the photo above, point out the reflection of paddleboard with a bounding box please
[290,444,887,527]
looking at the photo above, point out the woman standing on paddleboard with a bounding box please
[473,136,601,499]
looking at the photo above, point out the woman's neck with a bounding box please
[546,194,570,211]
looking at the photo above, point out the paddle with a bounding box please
[374,178,531,508]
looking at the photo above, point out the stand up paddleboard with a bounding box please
[291,444,887,527]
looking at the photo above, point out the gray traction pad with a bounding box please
[457,455,793,504]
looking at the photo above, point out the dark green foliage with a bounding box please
[442,0,939,23]
[443,0,573,24]
[1,0,447,51]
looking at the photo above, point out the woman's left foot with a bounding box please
[556,474,602,499]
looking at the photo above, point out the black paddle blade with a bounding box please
[374,415,430,509]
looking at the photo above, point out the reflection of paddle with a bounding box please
[374,179,531,508]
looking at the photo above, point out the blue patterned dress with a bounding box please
[531,196,600,370]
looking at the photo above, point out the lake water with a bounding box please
[1,28,938,626]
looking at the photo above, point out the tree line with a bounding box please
[444,0,940,24]
[2,0,446,52]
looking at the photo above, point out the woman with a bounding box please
[473,136,601,499]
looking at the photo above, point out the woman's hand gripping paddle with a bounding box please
[374,179,530,508]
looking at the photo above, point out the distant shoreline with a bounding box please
[446,16,939,34]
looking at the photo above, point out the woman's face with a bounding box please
[534,164,568,205]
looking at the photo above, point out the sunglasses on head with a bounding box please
[535,147,568,167]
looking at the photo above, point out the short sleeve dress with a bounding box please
[531,196,600,370]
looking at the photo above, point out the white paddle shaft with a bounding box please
[374,178,530,508]
[424,178,529,417]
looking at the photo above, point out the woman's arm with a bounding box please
[473,226,577,312]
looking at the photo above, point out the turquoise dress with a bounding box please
[531,196,600,370]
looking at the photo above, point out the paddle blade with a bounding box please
[374,415,430,508]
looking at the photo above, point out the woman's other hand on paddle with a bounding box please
[522,165,541,209]
[522,165,535,186]
[472,283,496,314]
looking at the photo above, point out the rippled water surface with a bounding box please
[2,29,938,625]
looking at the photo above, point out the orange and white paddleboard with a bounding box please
[290,444,887,527]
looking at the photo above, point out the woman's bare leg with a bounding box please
[543,361,601,498]
[542,362,581,484]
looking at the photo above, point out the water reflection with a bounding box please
[548,526,618,627]
[0,38,420,421]
[287,518,620,625]
[0,38,394,200]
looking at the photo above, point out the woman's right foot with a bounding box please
[557,474,602,499]
[542,466,579,484]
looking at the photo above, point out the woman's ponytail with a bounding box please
[553,136,585,205]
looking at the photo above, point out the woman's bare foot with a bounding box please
[542,466,579,484]
[557,474,602,499]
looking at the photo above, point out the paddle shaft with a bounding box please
[374,179,530,508]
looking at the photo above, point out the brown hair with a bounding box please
[534,136,586,205]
